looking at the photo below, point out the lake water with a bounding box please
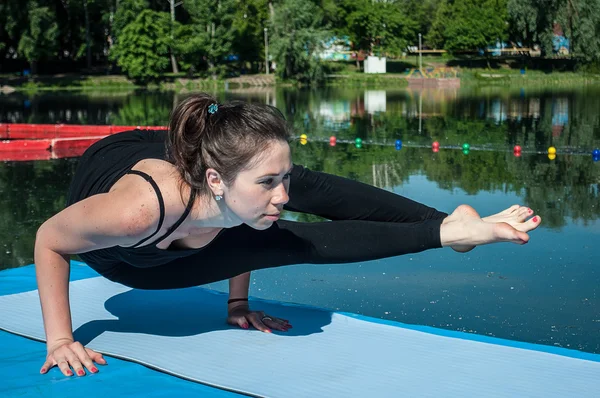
[1,86,598,354]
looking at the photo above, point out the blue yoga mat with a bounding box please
[1,263,599,397]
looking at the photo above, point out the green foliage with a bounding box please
[2,0,600,82]
[437,0,508,52]
[113,0,150,39]
[178,0,238,78]
[17,4,59,66]
[271,0,330,83]
[565,0,600,63]
[230,0,271,66]
[426,0,451,48]
[507,0,558,56]
[110,9,172,83]
[508,0,600,62]
[337,0,417,57]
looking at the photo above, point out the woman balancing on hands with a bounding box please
[34,93,541,377]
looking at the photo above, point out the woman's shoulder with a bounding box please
[108,159,193,231]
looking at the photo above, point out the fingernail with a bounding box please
[40,368,46,374]
[242,323,249,329]
[91,367,98,373]
[78,370,84,376]
[266,329,272,333]
[533,217,538,222]
[528,209,533,214]
[66,371,73,376]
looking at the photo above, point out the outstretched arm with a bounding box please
[285,164,447,223]
[35,187,163,377]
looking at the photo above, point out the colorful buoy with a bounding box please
[548,146,556,155]
[329,136,337,147]
[462,143,470,151]
[395,139,402,150]
[592,149,600,157]
[432,141,440,150]
[300,134,308,141]
[300,138,307,145]
[462,148,470,155]
[514,145,522,157]
[355,138,363,148]
[548,154,556,160]
[432,147,439,153]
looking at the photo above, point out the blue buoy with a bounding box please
[395,139,402,150]
[593,149,600,157]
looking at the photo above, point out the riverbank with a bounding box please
[2,58,600,92]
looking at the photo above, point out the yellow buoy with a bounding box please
[300,134,308,141]
[548,146,556,155]
[548,154,556,160]
[300,138,307,146]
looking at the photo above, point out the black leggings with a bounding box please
[94,165,448,290]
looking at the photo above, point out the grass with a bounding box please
[2,55,600,92]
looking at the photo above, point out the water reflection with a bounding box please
[2,87,599,155]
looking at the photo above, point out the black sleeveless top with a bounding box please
[66,129,207,268]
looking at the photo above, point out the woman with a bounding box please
[34,93,541,378]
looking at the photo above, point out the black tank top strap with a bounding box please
[126,170,166,248]
[150,188,197,246]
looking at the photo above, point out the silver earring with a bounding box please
[215,195,222,201]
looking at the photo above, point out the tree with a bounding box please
[443,0,508,53]
[109,9,172,82]
[17,2,59,74]
[508,0,600,63]
[270,0,330,83]
[337,0,416,63]
[560,0,600,63]
[426,0,451,49]
[230,0,271,72]
[400,0,442,46]
[507,0,558,56]
[179,0,238,79]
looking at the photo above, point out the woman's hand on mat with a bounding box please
[227,306,292,333]
[41,338,107,377]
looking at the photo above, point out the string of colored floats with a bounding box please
[297,134,600,161]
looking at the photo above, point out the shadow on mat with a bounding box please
[73,287,332,345]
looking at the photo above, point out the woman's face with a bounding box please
[223,140,293,230]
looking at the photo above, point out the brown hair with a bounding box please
[166,93,291,199]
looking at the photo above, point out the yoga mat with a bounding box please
[1,263,599,397]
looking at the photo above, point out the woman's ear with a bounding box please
[205,168,224,196]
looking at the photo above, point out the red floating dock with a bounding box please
[0,124,167,162]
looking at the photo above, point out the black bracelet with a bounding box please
[227,298,249,305]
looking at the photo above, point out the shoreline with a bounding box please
[2,69,600,93]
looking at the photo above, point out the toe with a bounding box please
[504,205,520,214]
[524,215,542,231]
[516,207,531,222]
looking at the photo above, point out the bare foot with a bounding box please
[440,205,540,253]
[481,204,542,233]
